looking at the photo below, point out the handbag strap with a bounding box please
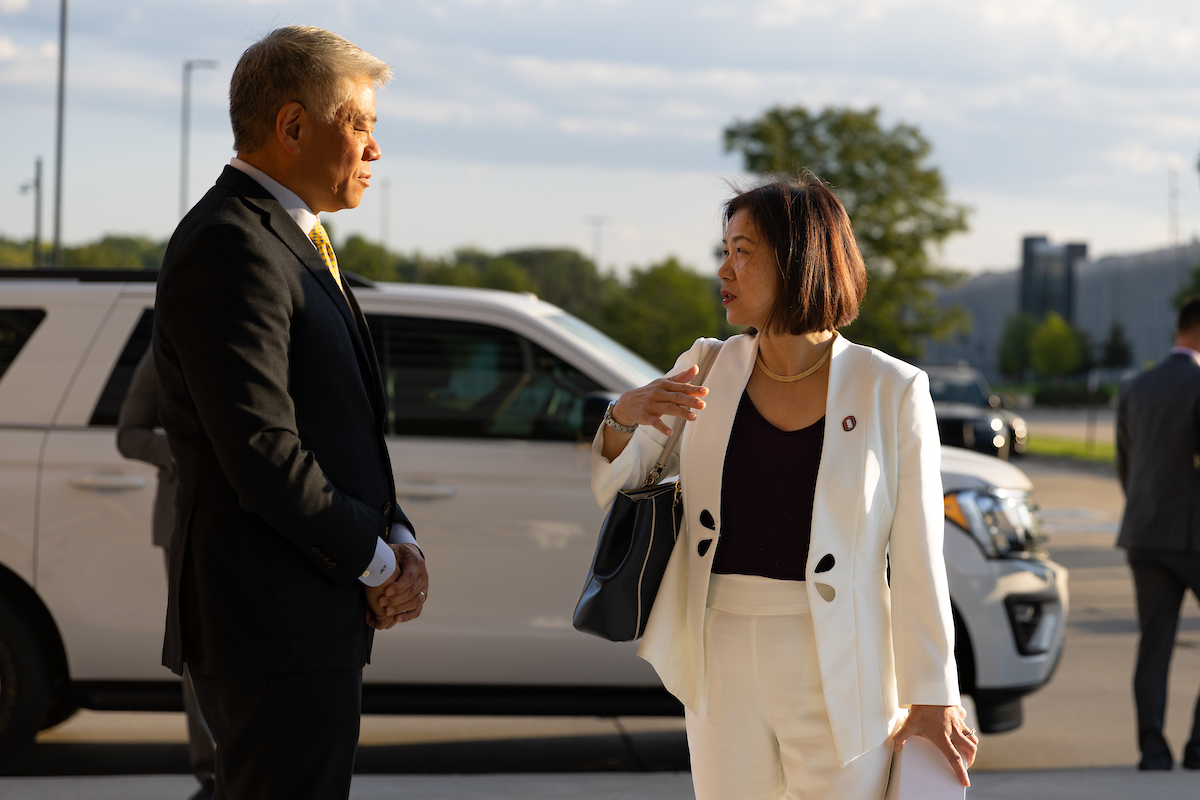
[643,340,723,487]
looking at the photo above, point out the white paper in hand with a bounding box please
[884,735,966,800]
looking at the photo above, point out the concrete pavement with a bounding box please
[2,768,1200,799]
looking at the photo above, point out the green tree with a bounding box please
[723,105,970,358]
[997,312,1039,381]
[337,234,400,282]
[0,236,37,267]
[601,258,727,370]
[1101,322,1133,369]
[478,257,536,293]
[1029,312,1083,379]
[1173,264,1200,309]
[62,235,166,268]
[501,248,614,326]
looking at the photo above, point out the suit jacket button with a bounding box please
[697,539,713,557]
[383,501,393,516]
[310,547,321,556]
[328,561,337,570]
[699,510,716,530]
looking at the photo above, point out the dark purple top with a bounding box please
[712,391,825,582]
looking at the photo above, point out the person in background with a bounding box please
[118,350,215,800]
[591,177,976,799]
[1116,295,1200,771]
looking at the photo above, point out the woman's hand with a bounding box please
[893,704,978,787]
[600,365,709,461]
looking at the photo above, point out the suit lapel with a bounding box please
[220,167,385,428]
[681,334,757,549]
[810,333,870,556]
[806,333,872,759]
[341,285,388,426]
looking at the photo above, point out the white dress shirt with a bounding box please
[1169,345,1200,367]
[228,157,415,587]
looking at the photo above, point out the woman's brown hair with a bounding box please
[724,176,867,335]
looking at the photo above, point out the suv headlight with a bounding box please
[971,417,1007,450]
[944,488,1045,559]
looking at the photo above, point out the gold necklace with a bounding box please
[755,344,832,383]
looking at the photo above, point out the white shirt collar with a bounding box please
[1169,346,1200,367]
[229,157,320,245]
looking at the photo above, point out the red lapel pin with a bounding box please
[842,416,856,431]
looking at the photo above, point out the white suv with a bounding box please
[0,270,1068,763]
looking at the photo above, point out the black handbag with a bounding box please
[572,341,721,642]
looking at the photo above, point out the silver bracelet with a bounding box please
[602,401,638,434]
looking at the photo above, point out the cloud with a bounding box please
[0,0,29,14]
[3,0,1200,272]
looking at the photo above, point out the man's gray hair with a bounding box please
[230,26,392,153]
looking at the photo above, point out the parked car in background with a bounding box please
[923,362,1028,460]
[0,270,1065,764]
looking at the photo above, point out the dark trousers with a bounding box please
[191,668,363,800]
[1127,549,1200,766]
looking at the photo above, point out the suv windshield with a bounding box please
[928,371,989,406]
[547,313,662,386]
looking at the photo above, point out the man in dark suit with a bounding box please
[153,26,429,800]
[118,352,216,800]
[1117,295,1200,771]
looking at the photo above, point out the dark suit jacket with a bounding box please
[1116,351,1200,552]
[154,165,413,675]
[117,351,177,549]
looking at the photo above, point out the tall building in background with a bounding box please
[927,237,1199,382]
[1020,236,1087,323]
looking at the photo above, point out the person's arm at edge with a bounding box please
[1115,389,1130,492]
[116,351,174,470]
[886,370,976,785]
[589,337,709,509]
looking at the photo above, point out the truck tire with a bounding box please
[0,597,52,765]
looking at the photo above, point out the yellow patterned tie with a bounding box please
[308,220,347,299]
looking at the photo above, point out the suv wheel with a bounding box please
[0,597,52,764]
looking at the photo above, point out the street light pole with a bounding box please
[52,0,67,267]
[380,178,391,276]
[585,215,610,270]
[180,59,218,219]
[19,158,43,267]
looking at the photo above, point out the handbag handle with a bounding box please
[643,340,723,487]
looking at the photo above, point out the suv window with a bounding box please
[366,314,602,442]
[90,309,154,427]
[0,309,47,383]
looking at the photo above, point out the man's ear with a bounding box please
[276,101,306,155]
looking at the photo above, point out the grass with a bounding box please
[1024,435,1115,464]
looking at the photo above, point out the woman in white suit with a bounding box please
[592,178,978,799]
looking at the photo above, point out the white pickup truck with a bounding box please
[0,270,1068,764]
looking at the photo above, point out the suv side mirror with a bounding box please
[583,392,620,438]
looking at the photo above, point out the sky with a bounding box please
[2,0,1199,276]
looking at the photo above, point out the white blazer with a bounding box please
[591,332,959,766]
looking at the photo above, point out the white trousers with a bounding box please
[686,574,893,800]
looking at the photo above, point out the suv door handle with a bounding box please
[395,482,456,500]
[68,474,149,492]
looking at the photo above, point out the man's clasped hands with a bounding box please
[365,543,430,630]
